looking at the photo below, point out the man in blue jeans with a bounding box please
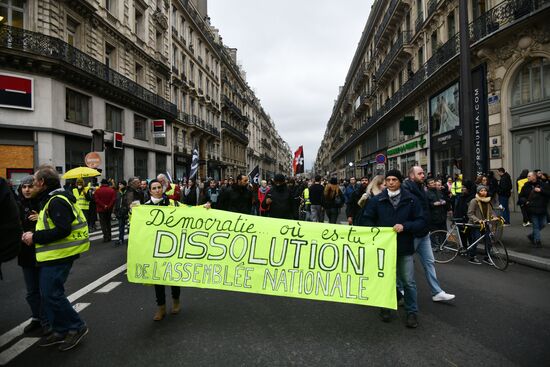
[361,169,425,328]
[21,165,89,351]
[497,168,513,225]
[519,171,550,247]
[403,166,455,302]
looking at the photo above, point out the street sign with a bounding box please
[375,154,386,164]
[153,119,166,138]
[85,152,101,168]
[113,132,123,149]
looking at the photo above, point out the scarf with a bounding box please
[151,196,163,204]
[475,194,492,220]
[387,189,401,198]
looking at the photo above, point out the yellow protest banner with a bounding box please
[127,206,397,309]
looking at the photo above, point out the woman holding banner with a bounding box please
[144,179,182,321]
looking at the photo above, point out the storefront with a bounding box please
[174,154,188,181]
[0,128,34,184]
[387,134,428,175]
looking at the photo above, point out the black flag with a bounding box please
[248,165,260,185]
[189,146,199,179]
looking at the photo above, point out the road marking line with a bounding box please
[72,303,91,313]
[0,338,40,366]
[95,281,122,293]
[0,264,127,349]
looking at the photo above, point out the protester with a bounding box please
[516,169,530,226]
[403,166,455,302]
[358,175,385,208]
[360,169,425,328]
[496,168,512,225]
[467,185,498,264]
[0,177,22,281]
[258,180,270,217]
[453,180,476,250]
[157,174,181,202]
[300,180,312,221]
[94,179,117,243]
[218,174,253,214]
[21,165,88,351]
[323,177,344,224]
[450,174,463,209]
[114,180,128,246]
[344,177,358,205]
[308,175,325,222]
[426,178,448,231]
[182,178,203,206]
[72,178,91,231]
[16,175,49,334]
[204,180,221,209]
[140,179,150,203]
[144,179,181,320]
[262,174,294,219]
[519,172,550,248]
[346,176,369,225]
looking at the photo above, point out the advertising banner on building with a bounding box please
[471,64,489,176]
[127,206,398,309]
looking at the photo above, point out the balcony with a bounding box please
[373,0,400,47]
[0,24,176,117]
[222,95,243,118]
[427,0,440,18]
[374,31,412,83]
[332,0,549,159]
[222,121,249,144]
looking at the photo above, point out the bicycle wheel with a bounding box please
[487,239,509,271]
[430,230,460,263]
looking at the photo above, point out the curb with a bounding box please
[507,250,550,272]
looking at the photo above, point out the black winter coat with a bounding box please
[519,180,550,215]
[359,189,426,256]
[0,178,21,265]
[426,188,447,228]
[497,173,513,197]
[218,184,253,214]
[17,196,40,267]
[454,193,475,223]
[261,184,294,219]
[402,180,430,237]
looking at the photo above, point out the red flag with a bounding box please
[293,146,304,175]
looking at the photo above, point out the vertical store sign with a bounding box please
[0,73,34,110]
[153,119,166,138]
[471,64,488,176]
[113,132,123,149]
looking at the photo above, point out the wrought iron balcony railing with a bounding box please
[415,11,424,34]
[0,25,177,117]
[374,0,400,47]
[222,121,249,143]
[333,0,549,158]
[374,31,411,82]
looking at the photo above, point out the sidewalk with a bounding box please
[500,212,550,271]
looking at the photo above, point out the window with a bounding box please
[156,31,163,52]
[106,0,116,14]
[156,153,166,175]
[511,58,550,107]
[172,45,178,69]
[106,104,123,132]
[66,89,90,125]
[134,7,144,39]
[431,31,438,54]
[155,136,166,146]
[156,77,163,95]
[0,0,24,28]
[134,114,147,140]
[417,46,424,67]
[135,62,143,84]
[66,17,79,47]
[105,43,116,69]
[134,149,148,179]
[447,12,456,40]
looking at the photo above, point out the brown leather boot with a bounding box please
[171,299,181,314]
[153,305,166,321]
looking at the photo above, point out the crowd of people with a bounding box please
[1,163,548,350]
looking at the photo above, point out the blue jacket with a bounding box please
[402,179,430,237]
[359,188,425,256]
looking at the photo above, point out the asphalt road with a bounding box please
[1,224,549,366]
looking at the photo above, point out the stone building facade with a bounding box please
[315,0,550,188]
[0,0,292,183]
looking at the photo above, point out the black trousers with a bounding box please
[154,285,180,306]
[98,211,112,240]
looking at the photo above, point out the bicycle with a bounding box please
[430,218,509,270]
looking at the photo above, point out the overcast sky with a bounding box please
[208,0,374,169]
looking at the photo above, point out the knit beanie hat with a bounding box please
[20,175,34,186]
[385,169,403,182]
[477,185,488,193]
[329,177,338,185]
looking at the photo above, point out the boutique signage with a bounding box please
[387,135,427,157]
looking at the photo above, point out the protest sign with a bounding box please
[127,206,397,309]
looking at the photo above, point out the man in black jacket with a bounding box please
[218,174,253,214]
[262,174,294,219]
[497,168,513,225]
[519,171,550,247]
[346,176,369,225]
[0,177,21,280]
[21,165,88,351]
[360,169,424,328]
[308,175,324,222]
[403,166,455,303]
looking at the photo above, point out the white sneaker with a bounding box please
[432,291,455,302]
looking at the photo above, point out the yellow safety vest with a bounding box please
[73,187,90,211]
[517,178,528,194]
[35,194,90,262]
[451,181,462,196]
[165,184,175,197]
[303,188,311,206]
